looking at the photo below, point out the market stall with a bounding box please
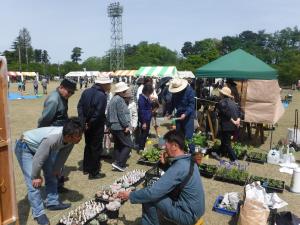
[65,71,101,82]
[0,57,19,225]
[196,49,284,143]
[112,70,137,83]
[135,66,178,78]
[178,71,195,79]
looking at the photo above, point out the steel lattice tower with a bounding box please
[107,2,124,71]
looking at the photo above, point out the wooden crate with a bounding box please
[0,57,19,225]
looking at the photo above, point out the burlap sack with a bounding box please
[238,199,269,225]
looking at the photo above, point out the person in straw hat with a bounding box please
[77,75,112,179]
[167,78,196,153]
[212,86,241,164]
[107,82,133,172]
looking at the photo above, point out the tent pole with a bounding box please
[269,125,273,149]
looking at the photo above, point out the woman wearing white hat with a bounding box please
[214,86,241,163]
[107,82,133,172]
[167,78,196,153]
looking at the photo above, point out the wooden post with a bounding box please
[0,57,19,225]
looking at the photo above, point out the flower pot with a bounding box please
[106,209,119,219]
[99,220,108,225]
[193,152,203,165]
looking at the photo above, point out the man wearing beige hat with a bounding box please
[107,82,133,172]
[213,86,240,163]
[167,78,196,153]
[77,75,112,179]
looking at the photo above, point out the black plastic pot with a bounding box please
[106,209,119,219]
[99,220,108,225]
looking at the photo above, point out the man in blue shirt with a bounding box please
[118,130,205,225]
[167,78,196,153]
[15,118,83,225]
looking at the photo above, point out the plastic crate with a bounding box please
[212,195,238,216]
[144,165,163,187]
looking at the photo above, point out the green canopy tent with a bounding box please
[195,49,277,80]
[135,66,178,78]
[195,49,284,146]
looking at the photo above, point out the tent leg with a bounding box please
[269,125,273,149]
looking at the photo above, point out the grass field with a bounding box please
[8,81,300,225]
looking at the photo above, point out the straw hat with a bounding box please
[168,78,188,93]
[114,82,129,93]
[219,87,234,98]
[95,75,112,84]
[123,88,132,98]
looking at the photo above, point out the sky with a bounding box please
[1,0,300,63]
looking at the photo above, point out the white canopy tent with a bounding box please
[178,71,195,79]
[65,71,101,82]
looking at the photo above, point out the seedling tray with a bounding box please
[199,164,217,178]
[212,195,238,216]
[214,176,246,186]
[246,152,267,164]
[138,157,159,166]
[249,176,285,193]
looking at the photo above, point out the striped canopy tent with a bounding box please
[22,72,37,77]
[113,70,137,77]
[135,66,178,78]
[7,71,22,77]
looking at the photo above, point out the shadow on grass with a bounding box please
[228,215,239,225]
[17,195,30,225]
[118,215,142,225]
[59,187,84,203]
[63,165,77,177]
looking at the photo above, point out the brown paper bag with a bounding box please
[238,200,270,225]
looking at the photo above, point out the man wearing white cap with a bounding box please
[167,78,196,153]
[107,82,133,172]
[77,76,112,179]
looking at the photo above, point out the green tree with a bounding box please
[71,47,83,63]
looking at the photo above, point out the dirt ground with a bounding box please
[8,81,300,225]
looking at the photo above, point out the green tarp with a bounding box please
[195,49,277,80]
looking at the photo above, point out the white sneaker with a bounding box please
[112,163,126,172]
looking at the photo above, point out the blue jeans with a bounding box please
[15,140,60,218]
[142,196,195,225]
[176,116,195,153]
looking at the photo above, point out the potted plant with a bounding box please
[246,151,267,164]
[215,165,249,185]
[199,164,218,178]
[192,133,207,147]
[138,147,161,165]
[265,178,285,193]
[232,142,248,160]
[97,213,108,225]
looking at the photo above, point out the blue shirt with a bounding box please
[168,85,195,118]
[129,154,205,221]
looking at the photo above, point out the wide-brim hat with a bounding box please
[61,78,77,91]
[168,78,188,93]
[123,88,132,98]
[95,75,112,84]
[219,86,234,98]
[114,82,129,93]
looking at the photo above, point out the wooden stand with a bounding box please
[0,57,19,225]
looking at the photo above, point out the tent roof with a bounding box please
[113,70,137,76]
[178,71,195,79]
[135,66,178,78]
[195,49,277,80]
[65,71,100,77]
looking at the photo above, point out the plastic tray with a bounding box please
[214,176,247,186]
[212,195,238,216]
[138,158,159,166]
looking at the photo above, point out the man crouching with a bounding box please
[118,130,205,225]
